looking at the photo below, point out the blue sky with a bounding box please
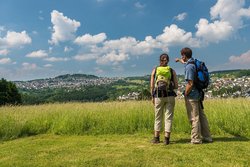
[0,0,250,81]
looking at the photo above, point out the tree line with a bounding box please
[0,78,22,105]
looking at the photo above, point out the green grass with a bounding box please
[0,99,249,139]
[0,99,249,166]
[0,134,249,167]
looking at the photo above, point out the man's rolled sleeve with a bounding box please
[185,65,195,81]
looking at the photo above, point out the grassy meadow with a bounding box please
[0,98,249,166]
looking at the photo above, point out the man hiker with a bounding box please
[176,47,212,144]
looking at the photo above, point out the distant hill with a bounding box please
[210,69,250,78]
[55,74,98,79]
[11,69,250,104]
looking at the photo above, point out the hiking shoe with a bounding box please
[164,137,170,145]
[191,140,202,144]
[151,136,160,144]
[203,137,213,143]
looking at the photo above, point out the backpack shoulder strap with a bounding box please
[154,66,158,81]
[170,68,173,82]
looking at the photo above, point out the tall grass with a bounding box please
[0,98,249,140]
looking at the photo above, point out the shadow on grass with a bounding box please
[213,136,249,142]
[173,136,249,144]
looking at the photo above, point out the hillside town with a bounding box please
[14,74,250,100]
[176,75,250,99]
[118,75,250,100]
[14,76,119,90]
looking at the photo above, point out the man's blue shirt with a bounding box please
[184,58,200,100]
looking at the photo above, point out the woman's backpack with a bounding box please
[154,66,172,91]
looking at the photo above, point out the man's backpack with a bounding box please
[154,66,172,91]
[188,59,209,90]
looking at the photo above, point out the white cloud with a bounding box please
[22,62,37,70]
[132,36,159,55]
[64,46,73,52]
[156,24,200,47]
[26,50,48,58]
[49,10,81,45]
[229,50,250,65]
[96,51,129,65]
[238,7,250,17]
[0,58,11,64]
[94,67,104,74]
[39,16,44,21]
[74,25,201,65]
[73,53,98,61]
[210,0,248,28]
[174,12,187,21]
[49,47,53,53]
[0,31,31,48]
[0,49,9,56]
[44,64,53,68]
[111,65,124,72]
[195,19,233,43]
[134,2,146,9]
[74,33,107,45]
[102,37,138,53]
[196,0,250,43]
[0,26,5,32]
[44,57,69,62]
[32,31,38,35]
[74,35,158,65]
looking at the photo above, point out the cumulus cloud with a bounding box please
[210,0,249,28]
[0,26,5,32]
[73,53,98,61]
[238,7,250,17]
[174,12,187,21]
[132,36,160,55]
[156,24,200,47]
[74,24,201,65]
[0,49,9,56]
[44,64,53,68]
[74,35,157,65]
[22,62,37,70]
[44,57,69,62]
[64,46,73,52]
[102,37,138,53]
[96,51,129,65]
[49,10,80,45]
[0,58,11,64]
[195,0,250,43]
[134,2,146,9]
[195,19,233,43]
[74,33,107,45]
[94,67,104,74]
[229,50,250,65]
[0,31,31,48]
[26,50,48,58]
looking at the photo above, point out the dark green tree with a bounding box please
[139,89,151,100]
[0,78,22,105]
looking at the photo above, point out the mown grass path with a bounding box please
[0,134,249,167]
